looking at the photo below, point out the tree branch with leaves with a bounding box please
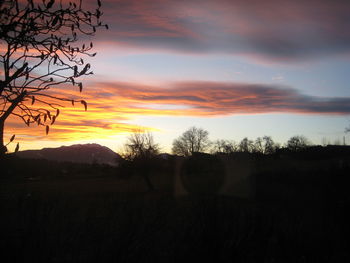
[0,0,107,154]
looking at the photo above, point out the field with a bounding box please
[1,153,349,262]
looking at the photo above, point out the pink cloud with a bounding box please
[93,80,350,116]
[94,0,350,61]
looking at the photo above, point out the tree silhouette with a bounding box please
[287,135,310,152]
[122,130,160,161]
[0,0,107,154]
[211,139,237,154]
[253,137,263,153]
[253,136,278,154]
[238,137,254,153]
[122,130,160,191]
[262,136,278,154]
[172,126,211,156]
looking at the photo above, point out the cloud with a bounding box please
[96,0,350,61]
[5,79,350,145]
[94,80,350,116]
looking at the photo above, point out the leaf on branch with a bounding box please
[97,0,101,7]
[72,100,75,106]
[81,100,87,111]
[46,0,55,9]
[15,143,20,153]
[73,66,78,77]
[78,83,83,92]
[46,125,50,135]
[105,24,109,30]
[28,0,34,8]
[47,110,51,120]
[52,15,60,26]
[12,63,28,80]
[10,135,15,143]
[15,0,19,12]
[34,114,40,122]
[31,96,35,105]
[44,114,47,122]
[51,115,56,125]
[78,63,90,76]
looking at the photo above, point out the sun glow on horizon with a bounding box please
[2,0,350,153]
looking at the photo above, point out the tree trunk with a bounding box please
[0,92,26,156]
[143,173,155,192]
[0,119,6,155]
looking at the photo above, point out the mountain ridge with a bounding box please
[16,143,122,166]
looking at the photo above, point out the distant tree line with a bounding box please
[115,127,349,192]
[170,126,311,156]
[121,126,314,158]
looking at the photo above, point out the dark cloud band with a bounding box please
[96,81,350,115]
[99,0,350,60]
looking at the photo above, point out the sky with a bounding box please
[4,0,350,153]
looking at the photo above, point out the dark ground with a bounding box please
[1,152,349,263]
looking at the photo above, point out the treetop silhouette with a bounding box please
[172,126,211,156]
[122,130,160,161]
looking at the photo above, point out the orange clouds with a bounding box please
[94,81,350,116]
[4,79,350,149]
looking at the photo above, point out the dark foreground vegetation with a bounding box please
[1,146,350,262]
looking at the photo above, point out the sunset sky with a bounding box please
[5,0,350,153]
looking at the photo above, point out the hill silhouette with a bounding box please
[16,143,121,166]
